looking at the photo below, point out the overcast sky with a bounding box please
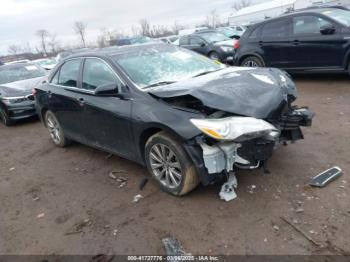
[0,0,244,55]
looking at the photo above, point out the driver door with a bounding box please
[77,57,134,158]
[188,37,208,56]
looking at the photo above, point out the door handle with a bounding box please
[47,90,52,98]
[259,41,264,46]
[293,40,300,45]
[77,97,85,106]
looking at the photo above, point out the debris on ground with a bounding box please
[113,229,118,236]
[105,153,113,160]
[36,213,45,219]
[65,218,92,235]
[280,216,321,247]
[132,194,143,203]
[139,178,148,191]
[295,208,304,213]
[32,196,40,201]
[248,185,257,194]
[273,225,280,231]
[89,254,115,262]
[309,166,342,187]
[108,172,128,188]
[219,172,238,202]
[162,237,189,256]
[9,167,15,171]
[108,172,117,180]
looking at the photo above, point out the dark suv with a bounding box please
[235,7,350,74]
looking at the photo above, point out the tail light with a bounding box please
[233,40,240,49]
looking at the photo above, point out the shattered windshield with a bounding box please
[0,64,46,85]
[114,47,224,89]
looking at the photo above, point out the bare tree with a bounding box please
[48,33,60,54]
[139,19,152,37]
[205,9,220,29]
[171,20,184,35]
[73,21,87,47]
[36,29,50,55]
[8,45,22,57]
[232,0,251,11]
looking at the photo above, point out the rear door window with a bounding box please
[293,15,333,35]
[82,58,120,91]
[189,37,205,46]
[262,19,290,40]
[58,59,81,87]
[179,37,189,46]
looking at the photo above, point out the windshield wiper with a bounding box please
[192,69,223,78]
[143,81,176,89]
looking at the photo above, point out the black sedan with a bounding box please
[179,31,238,63]
[0,63,47,126]
[35,44,313,196]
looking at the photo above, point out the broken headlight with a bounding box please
[190,117,279,142]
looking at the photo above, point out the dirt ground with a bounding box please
[0,74,349,255]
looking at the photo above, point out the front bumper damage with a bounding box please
[184,106,314,186]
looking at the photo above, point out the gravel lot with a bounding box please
[0,74,349,255]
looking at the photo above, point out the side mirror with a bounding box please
[94,83,119,96]
[320,24,335,35]
[200,42,206,47]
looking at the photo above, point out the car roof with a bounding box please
[250,7,347,27]
[66,43,176,60]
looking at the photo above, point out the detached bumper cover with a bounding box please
[184,107,314,185]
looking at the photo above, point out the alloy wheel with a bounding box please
[149,143,183,189]
[46,115,61,144]
[243,60,259,67]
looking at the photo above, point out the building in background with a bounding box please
[228,0,350,26]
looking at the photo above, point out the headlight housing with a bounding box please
[190,117,279,141]
[220,46,234,52]
[1,96,27,104]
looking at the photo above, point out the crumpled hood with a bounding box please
[0,77,45,97]
[149,67,297,119]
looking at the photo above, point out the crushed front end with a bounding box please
[183,96,314,186]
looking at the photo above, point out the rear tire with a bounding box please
[0,108,13,126]
[44,110,70,147]
[145,131,199,196]
[241,56,264,67]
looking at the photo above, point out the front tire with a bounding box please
[0,108,13,126]
[145,131,199,196]
[209,51,220,61]
[241,56,264,67]
[45,111,70,147]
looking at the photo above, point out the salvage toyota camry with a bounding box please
[35,43,313,196]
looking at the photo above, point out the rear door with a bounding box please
[48,58,84,140]
[290,15,346,68]
[260,18,292,68]
[77,57,134,158]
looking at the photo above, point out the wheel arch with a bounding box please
[138,124,185,164]
[239,53,266,67]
